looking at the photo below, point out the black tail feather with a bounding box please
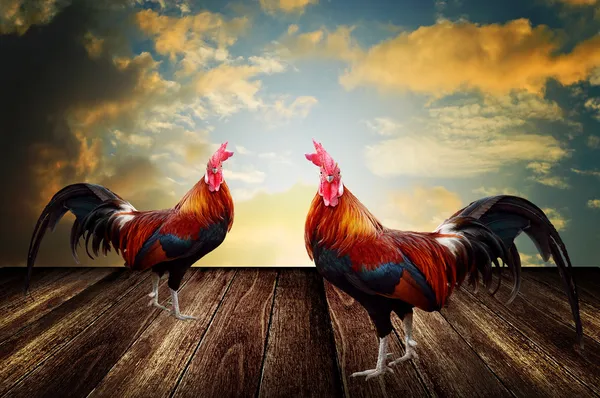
[26,183,122,294]
[452,195,583,348]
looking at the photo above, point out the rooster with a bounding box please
[26,142,235,320]
[304,139,583,380]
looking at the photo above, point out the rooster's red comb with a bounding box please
[209,142,234,166]
[305,139,337,173]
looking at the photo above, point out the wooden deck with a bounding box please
[0,267,599,398]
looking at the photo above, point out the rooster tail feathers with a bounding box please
[451,195,582,347]
[26,183,126,293]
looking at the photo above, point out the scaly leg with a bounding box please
[148,273,169,312]
[170,288,196,320]
[350,335,394,380]
[389,312,418,366]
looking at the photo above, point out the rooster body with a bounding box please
[304,139,583,380]
[27,143,234,319]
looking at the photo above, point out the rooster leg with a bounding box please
[147,273,169,312]
[170,288,197,320]
[350,335,394,380]
[389,312,418,366]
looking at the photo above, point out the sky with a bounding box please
[1,0,599,267]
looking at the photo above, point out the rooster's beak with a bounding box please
[326,175,334,183]
[212,167,218,174]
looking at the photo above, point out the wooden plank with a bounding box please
[4,269,194,398]
[0,269,147,396]
[0,268,70,306]
[510,273,600,343]
[390,310,512,398]
[524,269,600,309]
[462,278,600,395]
[171,269,276,398]
[0,268,114,342]
[441,288,594,397]
[88,268,236,398]
[258,270,342,398]
[325,282,430,398]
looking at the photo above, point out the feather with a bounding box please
[451,195,583,347]
[26,183,121,293]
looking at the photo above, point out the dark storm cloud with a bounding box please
[0,1,147,266]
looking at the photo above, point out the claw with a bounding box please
[148,299,170,312]
[351,366,394,380]
[388,349,418,366]
[173,313,197,321]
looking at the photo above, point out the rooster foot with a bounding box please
[350,366,394,380]
[173,312,197,321]
[388,341,418,366]
[148,299,170,312]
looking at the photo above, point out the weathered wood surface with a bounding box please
[0,268,113,342]
[173,269,276,398]
[441,288,594,397]
[0,267,598,398]
[90,269,236,398]
[462,276,600,395]
[4,270,192,398]
[0,269,145,396]
[259,271,342,398]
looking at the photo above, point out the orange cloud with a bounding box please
[282,19,600,96]
[260,0,319,15]
[135,9,248,75]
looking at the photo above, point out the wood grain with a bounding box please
[325,282,429,398]
[390,308,511,398]
[0,268,114,342]
[3,269,193,398]
[89,268,236,398]
[441,288,594,397]
[258,270,342,398]
[510,274,600,343]
[524,269,600,310]
[462,278,600,395]
[0,268,70,307]
[0,269,146,396]
[172,269,276,398]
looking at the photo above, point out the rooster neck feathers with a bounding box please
[305,186,383,258]
[176,179,234,231]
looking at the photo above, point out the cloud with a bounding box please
[381,186,463,232]
[526,162,570,189]
[364,93,571,178]
[588,135,600,149]
[195,64,264,116]
[584,97,600,120]
[519,252,546,267]
[363,117,403,136]
[542,207,569,231]
[249,55,288,74]
[0,0,67,34]
[259,0,318,15]
[282,19,600,96]
[225,166,267,184]
[261,95,318,127]
[277,24,362,62]
[0,2,165,266]
[588,199,600,208]
[572,168,600,178]
[135,8,249,75]
[197,183,316,265]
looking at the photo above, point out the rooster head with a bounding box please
[305,139,344,207]
[205,142,234,192]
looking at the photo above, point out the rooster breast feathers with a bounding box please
[311,232,448,312]
[121,211,230,270]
